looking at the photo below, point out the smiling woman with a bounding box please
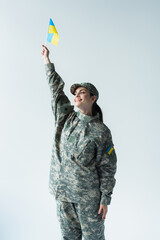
[71,83,103,122]
[73,87,97,116]
[41,45,117,240]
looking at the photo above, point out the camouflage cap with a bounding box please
[70,82,99,101]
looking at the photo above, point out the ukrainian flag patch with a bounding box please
[106,146,114,155]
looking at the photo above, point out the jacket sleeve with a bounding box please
[45,63,74,126]
[96,130,117,205]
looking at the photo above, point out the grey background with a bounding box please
[0,0,160,239]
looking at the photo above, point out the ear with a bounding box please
[91,95,97,103]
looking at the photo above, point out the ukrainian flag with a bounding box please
[47,18,59,46]
[106,146,114,155]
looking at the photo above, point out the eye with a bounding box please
[74,90,86,95]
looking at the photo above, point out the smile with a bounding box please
[75,99,82,102]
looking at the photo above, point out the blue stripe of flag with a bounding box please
[49,18,55,26]
[106,146,112,153]
[47,33,54,42]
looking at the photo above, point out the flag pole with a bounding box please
[44,19,49,47]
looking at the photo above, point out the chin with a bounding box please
[75,102,82,107]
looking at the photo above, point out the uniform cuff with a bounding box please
[45,62,55,72]
[100,194,111,205]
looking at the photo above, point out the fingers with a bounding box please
[41,48,45,56]
[41,45,50,64]
[98,204,108,220]
[102,208,107,219]
[98,206,102,215]
[41,44,50,60]
[42,45,48,51]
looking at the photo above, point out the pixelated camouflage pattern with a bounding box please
[45,63,117,206]
[56,200,105,240]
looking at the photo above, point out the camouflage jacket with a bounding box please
[45,63,117,205]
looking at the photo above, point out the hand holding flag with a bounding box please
[41,45,50,64]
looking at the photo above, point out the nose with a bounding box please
[75,92,80,97]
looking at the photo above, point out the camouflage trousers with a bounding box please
[56,200,105,240]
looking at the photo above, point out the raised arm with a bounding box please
[41,45,74,126]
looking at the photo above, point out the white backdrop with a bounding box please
[0,0,160,239]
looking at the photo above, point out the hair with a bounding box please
[90,93,103,122]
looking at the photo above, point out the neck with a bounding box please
[79,108,92,116]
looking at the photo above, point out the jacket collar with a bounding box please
[77,110,99,123]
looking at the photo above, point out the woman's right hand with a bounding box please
[41,45,51,64]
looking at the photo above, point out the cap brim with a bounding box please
[70,84,83,95]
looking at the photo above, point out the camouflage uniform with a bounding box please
[45,63,117,240]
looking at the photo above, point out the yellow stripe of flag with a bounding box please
[48,25,58,34]
[51,33,59,46]
[108,147,114,155]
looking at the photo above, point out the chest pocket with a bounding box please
[73,139,96,166]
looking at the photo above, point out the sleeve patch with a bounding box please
[106,146,114,155]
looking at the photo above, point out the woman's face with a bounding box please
[73,87,96,109]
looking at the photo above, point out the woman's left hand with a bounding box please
[98,204,108,219]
